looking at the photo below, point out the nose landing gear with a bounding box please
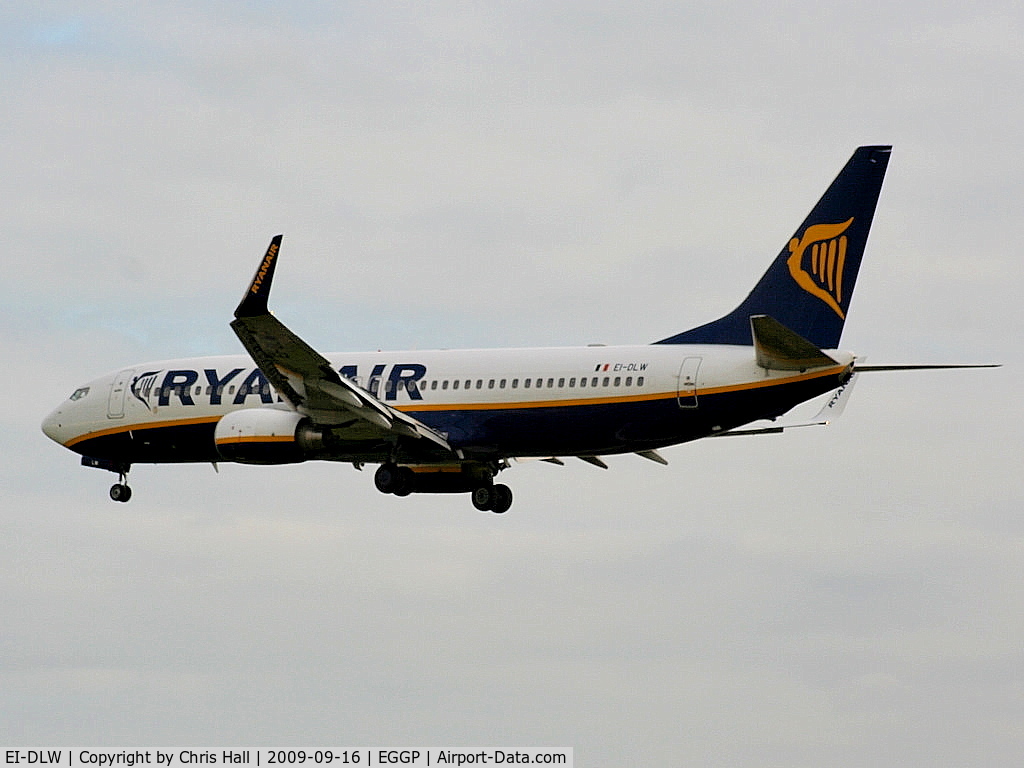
[81,457,134,503]
[109,482,132,502]
[109,468,132,502]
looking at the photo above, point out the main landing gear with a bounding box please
[374,463,414,497]
[374,463,514,513]
[471,483,513,514]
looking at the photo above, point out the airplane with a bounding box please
[41,145,995,513]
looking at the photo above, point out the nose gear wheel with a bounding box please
[109,468,132,502]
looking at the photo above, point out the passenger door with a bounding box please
[107,368,135,419]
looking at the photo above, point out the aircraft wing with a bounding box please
[230,236,452,452]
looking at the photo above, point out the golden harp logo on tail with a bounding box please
[786,218,854,319]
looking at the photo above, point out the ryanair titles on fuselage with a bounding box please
[130,363,427,408]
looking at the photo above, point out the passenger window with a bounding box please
[476,380,483,389]
[499,379,507,388]
[569,378,576,387]
[558,378,565,388]
[579,378,586,388]
[453,380,460,390]
[547,378,554,388]
[638,376,645,386]
[614,377,620,387]
[488,379,495,389]
[465,380,471,389]
[431,380,438,390]
[603,377,610,387]
[512,379,519,388]
[524,379,531,389]
[625,376,632,386]
[591,377,598,387]
[442,380,449,390]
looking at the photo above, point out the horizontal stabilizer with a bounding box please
[750,315,839,371]
[854,363,1000,372]
[713,373,859,437]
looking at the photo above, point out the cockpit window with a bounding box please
[70,387,90,401]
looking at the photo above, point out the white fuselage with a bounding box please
[43,343,853,463]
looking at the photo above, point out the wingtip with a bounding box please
[234,235,283,318]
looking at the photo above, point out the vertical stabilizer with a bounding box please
[656,146,891,348]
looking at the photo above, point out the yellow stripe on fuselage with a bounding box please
[214,434,296,445]
[399,389,672,412]
[394,365,846,413]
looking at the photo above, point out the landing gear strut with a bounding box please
[81,457,133,503]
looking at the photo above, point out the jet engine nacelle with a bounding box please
[214,408,325,465]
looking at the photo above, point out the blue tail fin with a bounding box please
[656,145,891,348]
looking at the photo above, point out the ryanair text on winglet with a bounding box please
[250,243,278,295]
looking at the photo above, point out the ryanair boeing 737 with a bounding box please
[41,146,992,512]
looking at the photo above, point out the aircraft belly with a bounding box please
[70,421,222,464]
[409,397,693,457]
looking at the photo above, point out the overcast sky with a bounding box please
[3,2,1022,765]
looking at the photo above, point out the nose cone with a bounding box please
[41,406,67,445]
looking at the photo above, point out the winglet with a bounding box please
[235,235,283,318]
